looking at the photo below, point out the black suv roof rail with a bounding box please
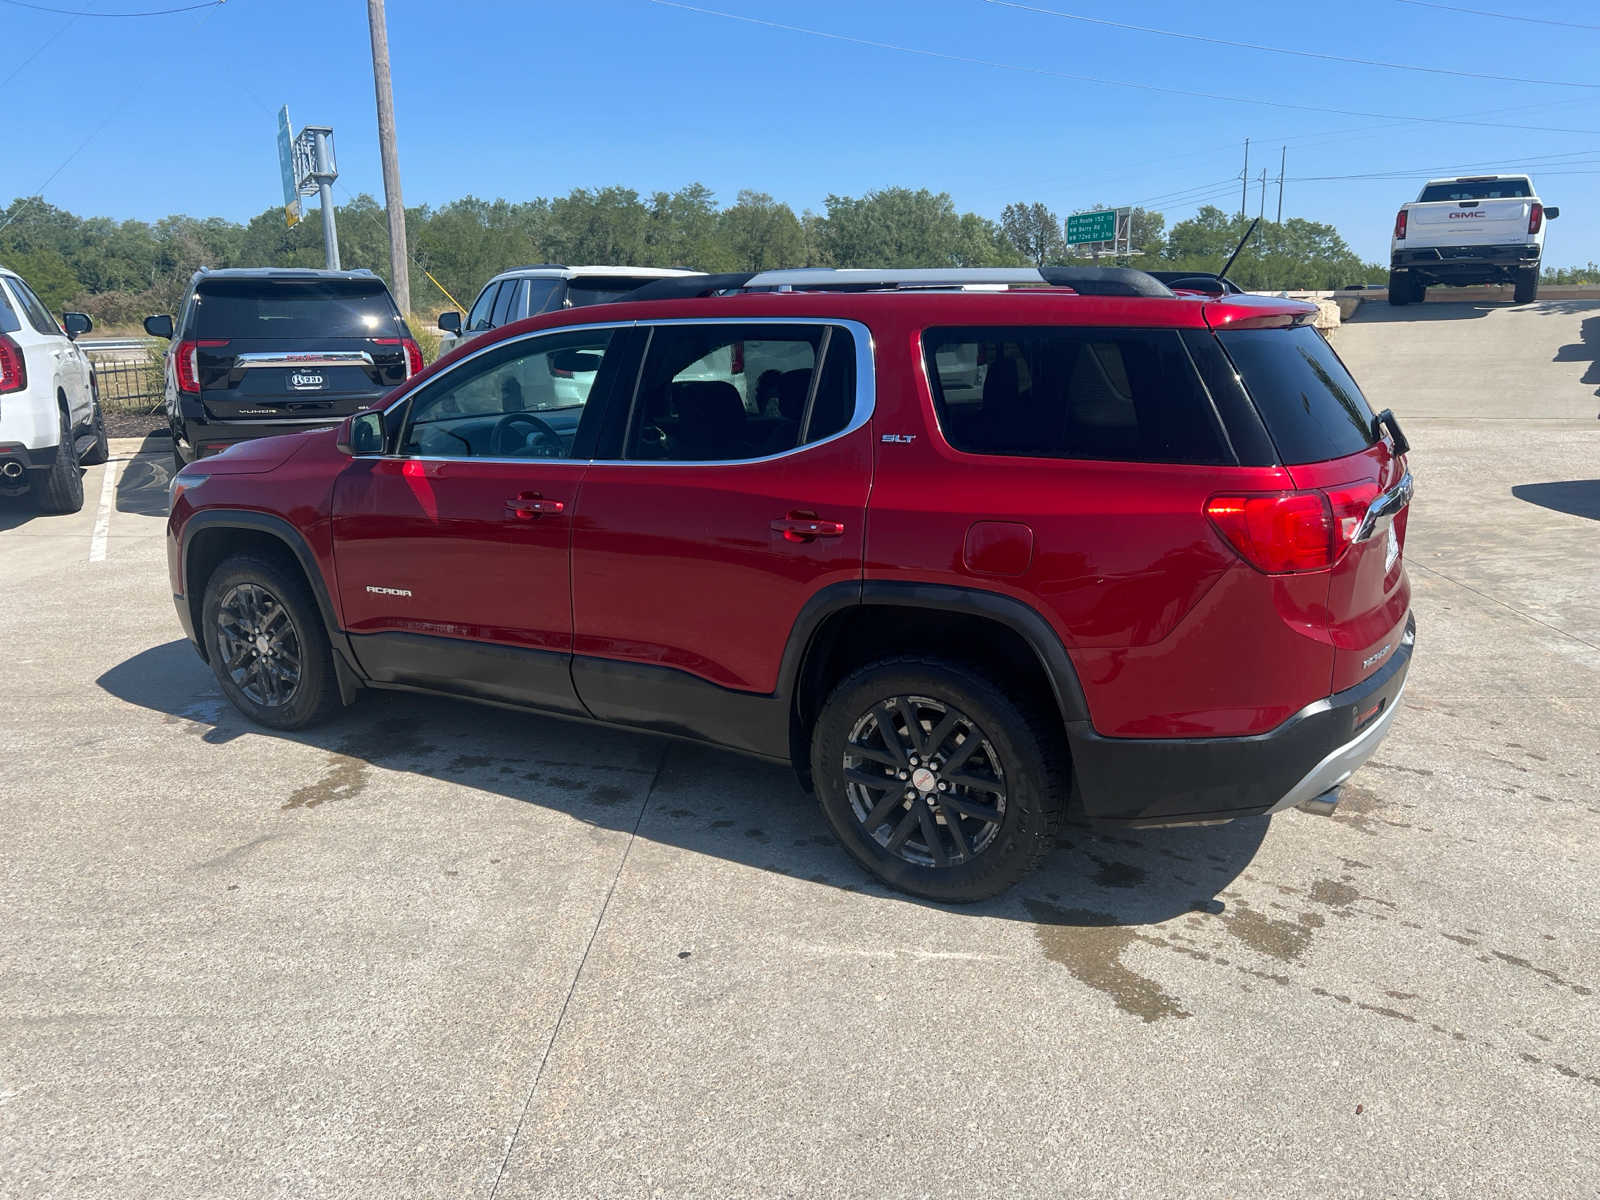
[625,266,1175,302]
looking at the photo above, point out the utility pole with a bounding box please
[367,0,410,314]
[1240,138,1250,218]
[1259,169,1267,221]
[1276,145,1286,223]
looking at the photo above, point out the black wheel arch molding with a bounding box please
[177,507,363,703]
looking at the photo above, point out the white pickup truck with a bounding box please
[1389,175,1558,306]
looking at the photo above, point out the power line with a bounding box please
[645,1,1600,134]
[0,118,117,236]
[982,1,1600,88]
[0,0,222,14]
[1393,0,1600,31]
[1,11,81,89]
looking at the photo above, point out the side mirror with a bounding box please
[337,410,386,457]
[549,348,603,374]
[437,311,461,335]
[144,314,174,340]
[62,312,93,340]
[1544,206,1560,220]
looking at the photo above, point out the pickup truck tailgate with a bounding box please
[1406,199,1531,245]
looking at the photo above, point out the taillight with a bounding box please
[1206,483,1379,575]
[374,336,424,378]
[174,339,227,393]
[1393,210,1408,240]
[1529,203,1544,235]
[0,334,25,395]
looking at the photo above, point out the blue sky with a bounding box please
[7,0,1599,266]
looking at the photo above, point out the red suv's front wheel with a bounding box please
[811,657,1066,901]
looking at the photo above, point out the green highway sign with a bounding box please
[1066,209,1116,245]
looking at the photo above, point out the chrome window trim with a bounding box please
[359,317,876,469]
[598,316,876,468]
[236,351,376,369]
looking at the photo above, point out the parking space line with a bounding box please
[88,458,123,563]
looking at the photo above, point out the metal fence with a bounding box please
[89,352,164,415]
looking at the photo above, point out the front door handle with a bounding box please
[506,493,565,519]
[772,512,845,543]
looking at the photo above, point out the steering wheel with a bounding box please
[489,412,563,458]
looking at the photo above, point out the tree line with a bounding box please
[0,184,1391,326]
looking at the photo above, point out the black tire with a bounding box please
[201,553,341,730]
[810,656,1067,902]
[1412,281,1427,305]
[1514,268,1539,305]
[33,406,84,514]
[79,387,110,467]
[1387,271,1411,306]
[172,443,185,475]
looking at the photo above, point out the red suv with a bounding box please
[167,267,1414,901]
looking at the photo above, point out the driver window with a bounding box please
[399,329,613,459]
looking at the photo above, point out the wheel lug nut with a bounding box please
[908,755,919,766]
[937,782,948,792]
[897,770,908,780]
[904,789,916,801]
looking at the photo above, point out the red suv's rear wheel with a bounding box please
[811,657,1066,902]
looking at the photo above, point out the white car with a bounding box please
[1389,174,1559,306]
[0,265,105,513]
[435,265,700,357]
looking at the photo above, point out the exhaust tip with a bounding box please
[0,461,24,480]
[1297,788,1342,817]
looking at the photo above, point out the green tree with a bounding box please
[720,191,805,271]
[1000,202,1063,266]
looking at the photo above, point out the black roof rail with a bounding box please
[1037,266,1173,297]
[624,272,757,302]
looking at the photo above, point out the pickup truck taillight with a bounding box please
[0,334,25,394]
[174,339,228,393]
[1529,203,1544,235]
[1393,210,1408,240]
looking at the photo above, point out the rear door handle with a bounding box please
[772,512,845,543]
[506,493,565,519]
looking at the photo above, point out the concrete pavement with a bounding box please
[1,295,1596,1198]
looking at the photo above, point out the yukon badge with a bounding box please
[366,585,413,598]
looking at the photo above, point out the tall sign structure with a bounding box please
[1066,207,1135,259]
[276,107,341,269]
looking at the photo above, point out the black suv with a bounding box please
[145,268,421,468]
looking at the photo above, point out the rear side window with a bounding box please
[1216,326,1376,464]
[491,280,521,326]
[0,279,20,334]
[922,326,1229,464]
[1418,179,1531,202]
[625,324,855,461]
[10,276,62,336]
[192,280,402,340]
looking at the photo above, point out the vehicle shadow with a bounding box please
[97,639,1269,930]
[1552,314,1600,400]
[1512,480,1600,521]
[0,492,41,532]
[116,436,173,516]
[1345,300,1497,324]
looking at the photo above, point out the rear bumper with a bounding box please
[177,419,344,461]
[1068,615,1414,826]
[0,441,60,471]
[1391,244,1539,279]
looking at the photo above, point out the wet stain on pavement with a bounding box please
[1219,903,1315,962]
[1026,900,1192,1023]
[1310,880,1361,908]
[588,784,630,806]
[1089,855,1147,889]
[282,751,367,810]
[1490,950,1593,997]
[449,754,494,771]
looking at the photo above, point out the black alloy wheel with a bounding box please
[215,582,304,708]
[843,694,1007,869]
[812,657,1066,902]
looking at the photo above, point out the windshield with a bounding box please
[1418,179,1531,202]
[193,280,402,340]
[566,278,669,308]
